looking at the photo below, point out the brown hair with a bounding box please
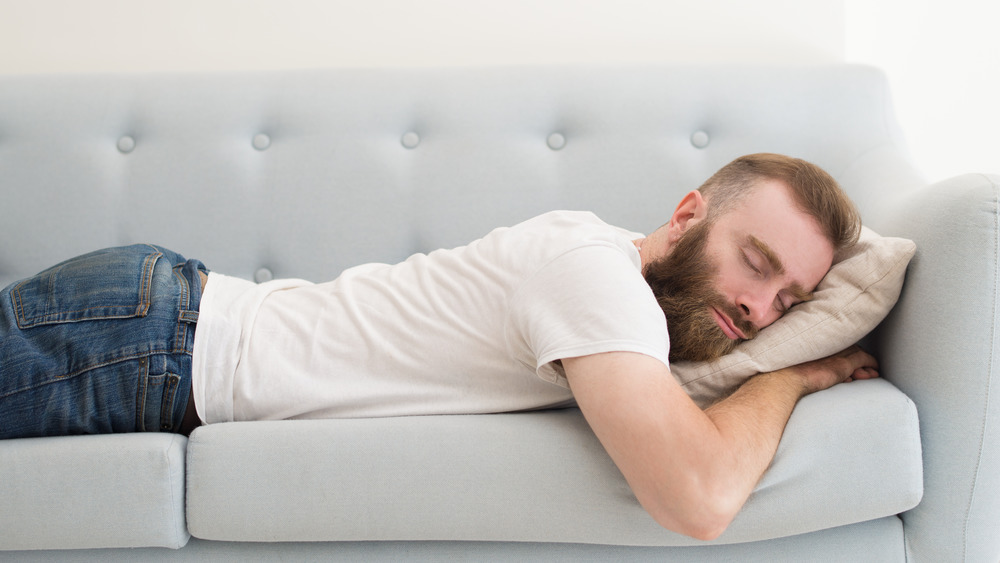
[698,153,861,254]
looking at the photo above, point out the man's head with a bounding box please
[642,153,861,363]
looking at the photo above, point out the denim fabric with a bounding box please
[0,244,206,438]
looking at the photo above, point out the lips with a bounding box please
[712,307,747,340]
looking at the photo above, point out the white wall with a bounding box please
[1,0,995,180]
[0,0,843,72]
[846,0,999,182]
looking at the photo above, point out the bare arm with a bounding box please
[562,346,878,541]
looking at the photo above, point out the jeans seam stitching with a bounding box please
[137,246,162,317]
[0,349,191,400]
[135,357,148,431]
[161,374,179,430]
[172,267,191,353]
[12,247,164,328]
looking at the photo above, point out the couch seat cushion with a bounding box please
[185,378,921,546]
[0,433,189,550]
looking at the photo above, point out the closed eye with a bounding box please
[775,294,791,314]
[777,287,814,314]
[741,250,764,276]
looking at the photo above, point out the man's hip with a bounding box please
[0,244,207,439]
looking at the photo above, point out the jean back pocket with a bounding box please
[12,245,163,329]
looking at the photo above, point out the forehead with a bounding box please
[713,179,834,289]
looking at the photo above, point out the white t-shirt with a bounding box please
[191,211,671,424]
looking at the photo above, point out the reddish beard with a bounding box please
[643,219,758,363]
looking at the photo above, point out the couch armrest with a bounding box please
[869,173,1000,562]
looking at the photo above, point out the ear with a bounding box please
[667,190,708,242]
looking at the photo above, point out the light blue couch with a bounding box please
[0,65,996,561]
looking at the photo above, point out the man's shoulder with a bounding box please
[520,210,612,231]
[501,210,641,257]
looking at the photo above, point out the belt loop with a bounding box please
[178,309,200,324]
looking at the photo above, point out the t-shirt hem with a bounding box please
[536,341,671,388]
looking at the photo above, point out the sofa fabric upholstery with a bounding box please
[0,65,995,561]
[875,173,1000,562]
[186,381,919,546]
[0,433,188,550]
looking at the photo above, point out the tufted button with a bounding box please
[252,133,271,151]
[546,133,566,151]
[117,136,136,154]
[401,131,420,149]
[690,130,710,149]
[254,267,274,283]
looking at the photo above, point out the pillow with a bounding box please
[670,226,916,409]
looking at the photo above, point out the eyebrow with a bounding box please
[746,235,815,302]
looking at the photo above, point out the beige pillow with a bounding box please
[670,226,916,409]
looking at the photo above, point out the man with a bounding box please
[0,153,879,540]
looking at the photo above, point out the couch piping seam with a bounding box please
[963,174,1000,562]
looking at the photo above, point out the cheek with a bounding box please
[712,261,748,302]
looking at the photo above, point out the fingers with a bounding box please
[839,346,879,371]
[851,366,880,380]
[788,346,880,394]
[830,347,880,386]
[843,348,880,383]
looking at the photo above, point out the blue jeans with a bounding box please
[0,244,207,439]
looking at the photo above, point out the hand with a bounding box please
[778,346,880,395]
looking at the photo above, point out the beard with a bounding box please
[643,219,758,363]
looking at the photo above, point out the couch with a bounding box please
[0,65,996,561]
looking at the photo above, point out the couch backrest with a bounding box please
[0,65,913,285]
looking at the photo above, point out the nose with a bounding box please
[737,289,778,329]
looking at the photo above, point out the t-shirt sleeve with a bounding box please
[506,243,671,388]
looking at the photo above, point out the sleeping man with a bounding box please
[0,153,879,540]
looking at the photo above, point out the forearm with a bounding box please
[701,370,809,511]
[566,352,808,539]
[695,348,879,530]
[564,348,877,540]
